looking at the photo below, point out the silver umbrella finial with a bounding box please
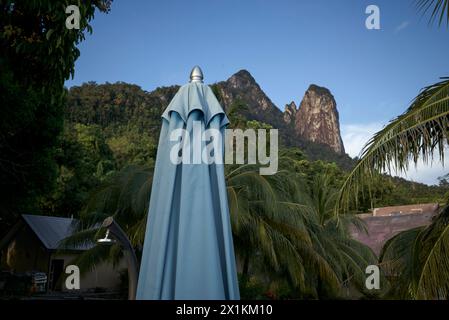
[190,65,203,83]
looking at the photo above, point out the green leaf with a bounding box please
[46,29,54,40]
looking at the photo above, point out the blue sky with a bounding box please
[66,0,449,184]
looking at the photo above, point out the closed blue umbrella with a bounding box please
[136,66,240,300]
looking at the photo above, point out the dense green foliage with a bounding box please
[63,159,381,299]
[59,81,447,299]
[59,82,448,221]
[39,123,116,218]
[0,0,111,236]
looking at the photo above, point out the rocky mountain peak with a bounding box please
[216,70,284,126]
[292,84,345,154]
[284,101,297,125]
[219,71,346,155]
[307,84,332,96]
[227,69,258,89]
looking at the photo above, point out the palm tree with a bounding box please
[334,0,449,299]
[63,154,378,298]
[282,172,381,298]
[59,165,152,271]
[335,0,449,214]
[334,78,449,215]
[225,161,345,298]
[379,205,449,299]
[333,67,449,302]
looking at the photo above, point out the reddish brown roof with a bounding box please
[350,203,439,255]
[372,203,439,217]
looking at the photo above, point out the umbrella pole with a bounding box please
[101,217,139,300]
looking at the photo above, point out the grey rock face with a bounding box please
[291,84,345,154]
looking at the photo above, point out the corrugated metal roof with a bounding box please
[22,214,93,250]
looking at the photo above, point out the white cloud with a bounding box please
[341,122,448,185]
[396,154,448,185]
[341,122,384,158]
[395,21,410,33]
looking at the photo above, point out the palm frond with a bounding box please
[417,0,449,26]
[66,243,116,274]
[380,206,449,299]
[57,227,101,251]
[415,206,449,298]
[335,78,449,215]
[70,157,380,298]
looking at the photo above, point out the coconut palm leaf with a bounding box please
[380,205,449,299]
[65,157,380,298]
[58,227,101,251]
[415,206,449,298]
[281,170,381,296]
[71,243,121,274]
[59,165,152,272]
[335,78,449,215]
[417,0,449,26]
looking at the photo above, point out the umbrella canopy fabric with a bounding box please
[136,81,240,300]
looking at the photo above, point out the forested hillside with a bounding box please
[38,81,447,220]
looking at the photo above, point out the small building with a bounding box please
[351,203,439,255]
[0,214,125,294]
